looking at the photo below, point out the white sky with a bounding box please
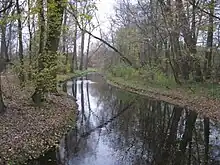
[91,0,115,40]
[77,0,116,51]
[96,0,115,29]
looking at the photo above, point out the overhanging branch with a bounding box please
[67,5,133,66]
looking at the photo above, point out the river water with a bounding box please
[28,73,220,165]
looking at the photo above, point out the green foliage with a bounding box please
[109,65,177,89]
[110,65,139,80]
[57,53,70,74]
[57,68,97,82]
[139,66,176,87]
[108,64,220,100]
[80,13,93,21]
[184,82,220,98]
[12,59,31,81]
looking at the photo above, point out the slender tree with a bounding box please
[0,0,13,113]
[204,0,215,79]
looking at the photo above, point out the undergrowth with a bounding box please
[108,65,220,98]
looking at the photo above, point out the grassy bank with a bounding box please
[57,68,97,83]
[107,67,220,120]
[0,74,77,165]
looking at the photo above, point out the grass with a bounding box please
[107,65,220,99]
[57,68,97,82]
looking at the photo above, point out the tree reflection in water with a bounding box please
[27,74,220,165]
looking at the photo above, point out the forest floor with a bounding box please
[0,73,77,165]
[107,74,220,120]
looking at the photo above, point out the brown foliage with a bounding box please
[0,74,77,164]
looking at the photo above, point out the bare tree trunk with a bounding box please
[80,29,85,71]
[71,1,78,72]
[1,22,9,62]
[164,40,169,76]
[16,0,24,83]
[6,19,12,61]
[192,0,203,82]
[0,73,5,113]
[27,0,32,79]
[85,33,91,70]
[159,0,181,84]
[176,0,202,82]
[72,21,78,71]
[204,0,214,79]
[1,24,7,61]
[0,35,7,113]
[0,4,10,62]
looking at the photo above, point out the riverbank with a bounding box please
[107,74,220,120]
[57,69,97,83]
[0,74,77,165]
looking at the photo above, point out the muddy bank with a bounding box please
[107,76,220,121]
[0,75,77,165]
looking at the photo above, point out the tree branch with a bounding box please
[0,0,13,14]
[187,0,220,20]
[67,4,133,66]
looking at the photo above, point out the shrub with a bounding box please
[57,53,70,74]
[110,65,138,80]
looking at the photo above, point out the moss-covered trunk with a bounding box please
[32,0,65,103]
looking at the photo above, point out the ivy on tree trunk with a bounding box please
[32,0,65,104]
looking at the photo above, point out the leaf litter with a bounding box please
[0,74,77,165]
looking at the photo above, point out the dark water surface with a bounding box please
[28,73,220,165]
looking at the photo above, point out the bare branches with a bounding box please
[187,0,220,20]
[67,3,133,66]
[0,0,13,14]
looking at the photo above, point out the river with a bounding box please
[27,73,220,165]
